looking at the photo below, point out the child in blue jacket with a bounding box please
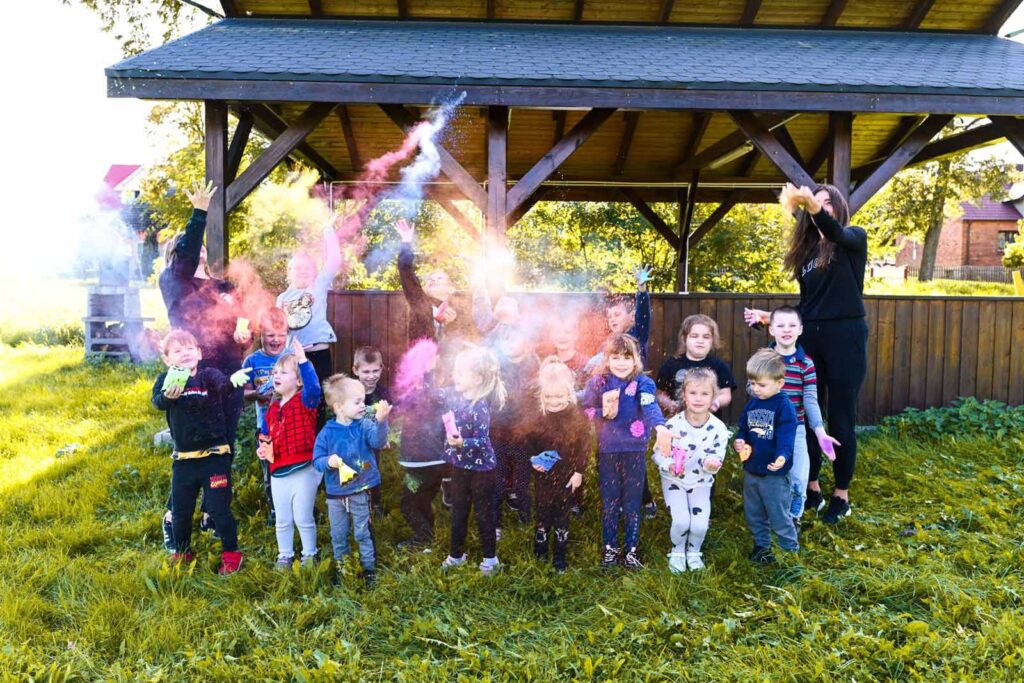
[313,374,391,585]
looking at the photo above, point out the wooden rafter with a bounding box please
[432,194,481,239]
[336,105,362,171]
[741,0,763,25]
[729,110,815,187]
[573,0,585,21]
[689,192,749,247]
[219,0,238,16]
[658,0,675,23]
[678,112,711,168]
[984,0,1023,33]
[675,112,799,175]
[507,188,547,227]
[505,108,616,215]
[853,119,1001,181]
[246,104,340,180]
[821,0,848,26]
[225,108,254,184]
[849,114,953,214]
[739,149,761,176]
[379,103,487,212]
[774,124,805,169]
[621,188,680,250]
[904,0,936,29]
[990,117,1024,157]
[486,0,495,20]
[308,0,323,15]
[613,111,640,176]
[397,0,408,19]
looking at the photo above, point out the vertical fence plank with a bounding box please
[368,293,389,378]
[975,299,996,400]
[874,299,896,418]
[1009,301,1024,406]
[991,301,1012,403]
[909,298,929,409]
[859,298,879,423]
[959,300,980,399]
[924,300,946,408]
[649,296,667,373]
[331,290,353,375]
[891,299,913,412]
[351,292,371,353]
[942,300,963,405]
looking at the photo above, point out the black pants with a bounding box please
[306,347,333,430]
[400,464,447,544]
[171,455,238,553]
[259,434,274,512]
[799,317,868,491]
[534,472,573,567]
[449,467,497,559]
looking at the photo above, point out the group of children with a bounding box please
[153,231,839,581]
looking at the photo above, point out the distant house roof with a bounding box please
[103,164,142,189]
[962,196,1023,221]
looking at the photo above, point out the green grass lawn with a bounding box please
[1,345,1022,679]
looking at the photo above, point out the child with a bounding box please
[313,374,392,585]
[240,307,290,525]
[276,225,342,385]
[353,346,389,519]
[523,359,590,572]
[472,273,521,351]
[656,314,737,418]
[582,334,672,569]
[544,315,589,386]
[259,339,323,568]
[767,306,840,521]
[734,349,799,564]
[655,368,729,573]
[440,345,507,575]
[492,329,540,537]
[151,329,244,574]
[395,219,458,343]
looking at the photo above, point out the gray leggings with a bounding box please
[270,465,322,559]
[660,477,712,557]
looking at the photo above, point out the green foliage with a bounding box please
[881,397,1024,442]
[865,278,1015,297]
[67,0,209,56]
[1001,226,1024,269]
[3,346,1024,679]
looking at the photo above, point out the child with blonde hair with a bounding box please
[440,345,507,575]
[656,368,729,572]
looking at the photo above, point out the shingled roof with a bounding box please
[107,19,1024,97]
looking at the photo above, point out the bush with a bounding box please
[0,324,84,347]
[1001,239,1024,269]
[880,397,1024,441]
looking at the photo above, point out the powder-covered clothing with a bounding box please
[242,348,289,431]
[441,390,496,471]
[261,360,321,477]
[276,226,341,348]
[522,406,592,480]
[151,367,235,454]
[312,418,389,497]
[491,354,540,443]
[397,379,447,468]
[735,394,798,477]
[769,342,824,429]
[472,284,519,351]
[798,209,868,322]
[584,290,652,372]
[655,354,738,401]
[655,413,729,488]
[397,242,442,343]
[582,374,665,454]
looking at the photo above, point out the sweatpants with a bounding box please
[449,467,497,559]
[598,451,646,551]
[271,465,322,559]
[171,454,238,553]
[799,318,867,491]
[400,463,447,545]
[790,425,809,518]
[534,471,573,567]
[494,439,530,528]
[660,477,712,557]
[743,472,799,552]
[326,491,375,570]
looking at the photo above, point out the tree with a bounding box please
[67,0,209,56]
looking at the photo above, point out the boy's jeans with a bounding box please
[790,425,810,518]
[326,491,375,570]
[743,471,799,552]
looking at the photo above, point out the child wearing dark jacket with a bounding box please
[151,329,245,575]
[734,349,799,564]
[524,359,591,572]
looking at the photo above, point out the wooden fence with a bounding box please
[328,291,1024,424]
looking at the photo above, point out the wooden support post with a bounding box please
[729,110,815,187]
[621,188,680,250]
[225,107,253,185]
[246,104,340,180]
[679,172,699,292]
[821,0,848,26]
[990,117,1024,157]
[487,106,509,241]
[613,111,640,176]
[205,101,229,274]
[849,114,952,215]
[828,112,853,199]
[336,105,362,171]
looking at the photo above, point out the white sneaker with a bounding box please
[686,552,705,571]
[667,552,687,574]
[479,556,502,576]
[441,554,467,569]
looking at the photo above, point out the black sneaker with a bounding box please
[440,478,452,508]
[642,501,657,520]
[362,570,377,588]
[749,546,775,564]
[805,488,825,515]
[506,493,521,512]
[623,548,644,570]
[822,496,851,525]
[162,515,174,552]
[601,546,620,568]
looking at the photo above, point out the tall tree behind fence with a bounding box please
[329,291,1024,424]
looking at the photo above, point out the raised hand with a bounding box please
[374,400,392,422]
[395,219,415,243]
[634,264,653,291]
[184,180,217,211]
[743,307,770,328]
[289,337,307,363]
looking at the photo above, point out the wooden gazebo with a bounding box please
[106,0,1024,291]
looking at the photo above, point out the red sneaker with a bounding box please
[218,551,243,575]
[171,552,195,565]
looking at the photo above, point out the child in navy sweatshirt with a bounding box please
[734,349,799,564]
[582,334,672,570]
[313,374,391,585]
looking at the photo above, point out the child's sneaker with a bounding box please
[171,552,195,565]
[495,527,503,542]
[822,496,852,525]
[533,528,549,559]
[601,545,621,568]
[667,552,687,574]
[642,501,657,519]
[805,487,825,514]
[218,551,243,575]
[162,514,174,552]
[749,546,775,564]
[300,553,318,568]
[441,553,467,569]
[276,554,294,570]
[362,569,377,587]
[199,514,215,534]
[623,548,644,570]
[685,552,705,571]
[479,557,501,576]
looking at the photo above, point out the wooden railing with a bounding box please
[328,290,1024,424]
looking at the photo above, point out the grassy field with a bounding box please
[1,345,1023,680]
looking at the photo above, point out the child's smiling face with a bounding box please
[541,384,572,414]
[608,352,635,380]
[682,380,714,416]
[354,360,383,392]
[769,312,802,350]
[272,361,300,398]
[261,321,288,356]
[163,340,201,372]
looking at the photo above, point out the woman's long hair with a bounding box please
[783,184,851,280]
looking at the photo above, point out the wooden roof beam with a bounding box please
[677,112,712,169]
[613,111,640,176]
[828,111,853,199]
[553,111,567,145]
[990,117,1024,157]
[675,112,799,176]
[741,0,763,25]
[689,193,746,247]
[225,107,254,184]
[397,0,408,19]
[729,110,815,187]
[849,114,953,214]
[573,0,585,21]
[336,105,362,172]
[985,0,1023,34]
[308,0,323,15]
[774,124,805,169]
[379,103,488,213]
[621,187,680,250]
[821,0,848,26]
[246,104,340,180]
[853,120,1003,181]
[486,0,495,20]
[658,0,675,23]
[219,1,238,16]
[904,0,936,29]
[507,188,547,227]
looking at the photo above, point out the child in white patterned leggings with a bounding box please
[654,368,730,573]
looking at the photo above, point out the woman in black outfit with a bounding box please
[744,183,867,525]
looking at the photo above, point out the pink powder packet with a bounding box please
[442,411,460,440]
